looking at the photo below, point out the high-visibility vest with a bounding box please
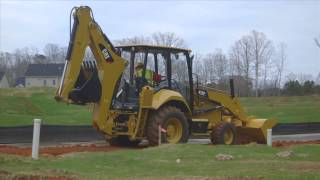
[136,69,154,85]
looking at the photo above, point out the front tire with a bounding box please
[146,106,189,146]
[211,122,237,145]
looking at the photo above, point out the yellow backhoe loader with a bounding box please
[55,6,277,146]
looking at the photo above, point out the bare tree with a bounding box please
[152,32,187,79]
[116,32,188,82]
[58,47,68,62]
[115,35,151,46]
[297,73,313,84]
[0,47,40,86]
[9,48,34,84]
[286,72,297,81]
[275,42,287,93]
[202,53,215,84]
[115,35,151,65]
[285,73,313,84]
[315,35,320,48]
[43,43,62,63]
[172,55,188,83]
[261,44,274,95]
[250,30,273,97]
[33,54,47,64]
[229,44,243,77]
[152,32,187,48]
[316,72,320,85]
[0,52,13,86]
[212,49,227,82]
[192,53,204,84]
[230,36,253,96]
[0,52,12,72]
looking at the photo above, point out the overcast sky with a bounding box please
[0,0,319,76]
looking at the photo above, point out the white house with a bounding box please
[24,64,64,87]
[0,71,9,88]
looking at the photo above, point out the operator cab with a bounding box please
[70,44,194,111]
[114,45,194,111]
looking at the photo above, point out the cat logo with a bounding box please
[98,44,113,63]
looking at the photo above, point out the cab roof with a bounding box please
[116,44,191,54]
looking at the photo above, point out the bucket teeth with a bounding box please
[83,61,88,69]
[82,61,97,71]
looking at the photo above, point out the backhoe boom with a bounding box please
[55,6,127,130]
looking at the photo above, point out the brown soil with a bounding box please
[0,144,136,157]
[272,140,320,147]
[237,135,256,144]
[0,140,319,157]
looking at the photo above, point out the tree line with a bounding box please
[1,31,319,97]
[115,31,320,97]
[0,44,67,85]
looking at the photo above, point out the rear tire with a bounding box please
[146,106,189,146]
[211,122,237,145]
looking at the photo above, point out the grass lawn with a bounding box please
[1,144,320,179]
[0,88,91,126]
[241,96,320,123]
[0,88,319,126]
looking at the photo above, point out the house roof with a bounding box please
[0,71,4,81]
[25,63,64,77]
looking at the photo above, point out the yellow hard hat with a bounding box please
[135,62,143,69]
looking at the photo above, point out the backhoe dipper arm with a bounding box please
[55,6,127,128]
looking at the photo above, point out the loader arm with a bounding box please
[199,86,277,143]
[203,87,248,122]
[55,6,127,129]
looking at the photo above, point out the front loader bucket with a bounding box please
[237,118,277,144]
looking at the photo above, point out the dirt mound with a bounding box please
[0,144,134,156]
[272,140,320,147]
[215,153,234,161]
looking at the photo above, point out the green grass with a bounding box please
[0,88,91,126]
[0,88,319,126]
[241,96,320,123]
[1,144,320,179]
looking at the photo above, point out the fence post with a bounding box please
[267,129,272,147]
[32,119,41,159]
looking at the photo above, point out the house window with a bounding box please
[44,80,47,86]
[52,80,56,85]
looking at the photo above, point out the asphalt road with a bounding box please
[272,133,320,141]
[1,123,319,145]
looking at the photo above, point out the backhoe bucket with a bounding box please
[237,118,277,144]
